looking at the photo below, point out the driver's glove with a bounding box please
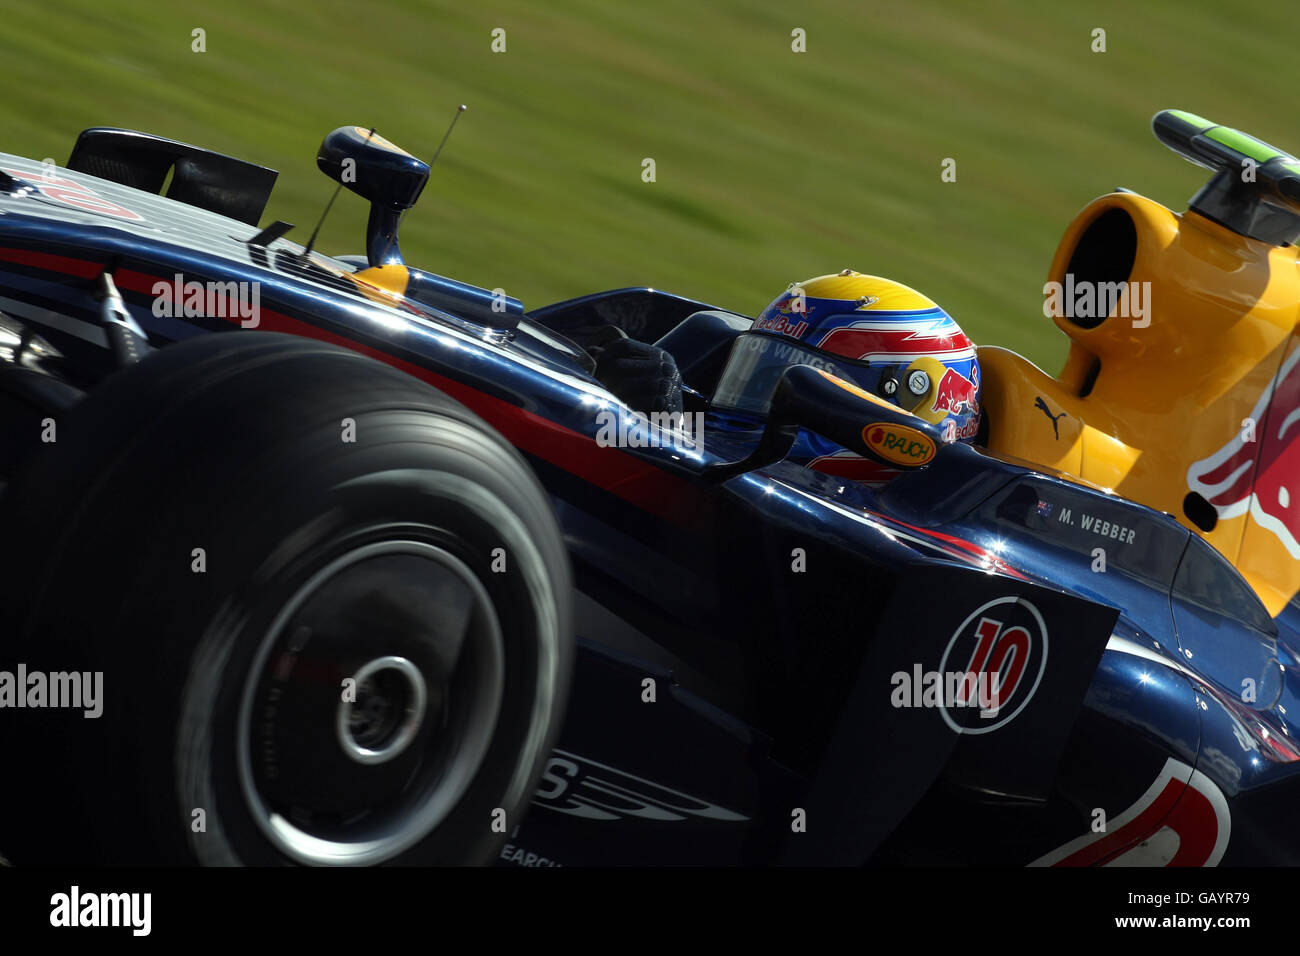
[590,330,683,415]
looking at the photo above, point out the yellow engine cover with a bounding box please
[981,190,1300,615]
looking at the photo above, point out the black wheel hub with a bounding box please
[237,538,504,865]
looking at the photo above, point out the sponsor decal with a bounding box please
[733,333,843,377]
[754,291,815,337]
[1,166,143,221]
[942,415,981,443]
[498,843,562,867]
[1030,758,1230,867]
[863,423,936,466]
[938,596,1048,733]
[774,292,812,317]
[754,313,809,338]
[532,749,749,823]
[931,365,979,417]
[1034,395,1066,439]
[1188,343,1300,557]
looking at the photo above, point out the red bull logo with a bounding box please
[754,313,809,338]
[1188,344,1300,558]
[775,292,811,316]
[756,293,814,337]
[931,366,980,416]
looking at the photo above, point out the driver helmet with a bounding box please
[713,270,981,482]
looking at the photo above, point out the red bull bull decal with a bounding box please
[1188,343,1300,558]
[774,292,811,315]
[932,366,980,417]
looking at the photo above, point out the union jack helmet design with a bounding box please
[713,270,981,482]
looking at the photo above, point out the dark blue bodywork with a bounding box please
[2,145,1298,866]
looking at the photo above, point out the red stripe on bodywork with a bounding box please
[1163,785,1220,866]
[113,270,703,524]
[1038,759,1230,867]
[0,247,104,279]
[1055,779,1185,866]
[0,248,1029,570]
[885,514,1029,580]
[0,250,700,525]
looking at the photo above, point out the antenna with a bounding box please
[301,126,378,259]
[430,105,467,172]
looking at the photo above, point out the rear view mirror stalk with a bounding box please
[705,365,947,480]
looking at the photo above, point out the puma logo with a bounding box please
[1035,396,1066,439]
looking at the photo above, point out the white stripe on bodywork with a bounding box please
[1104,633,1196,680]
[1028,758,1193,867]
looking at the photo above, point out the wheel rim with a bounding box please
[236,539,504,865]
[337,655,428,765]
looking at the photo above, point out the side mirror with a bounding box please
[316,127,430,266]
[706,364,947,479]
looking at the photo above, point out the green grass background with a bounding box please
[0,0,1291,370]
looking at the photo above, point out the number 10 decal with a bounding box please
[940,596,1049,733]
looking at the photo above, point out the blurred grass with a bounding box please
[0,0,1290,370]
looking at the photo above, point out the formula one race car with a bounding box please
[0,110,1297,866]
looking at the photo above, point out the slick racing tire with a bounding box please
[0,331,572,865]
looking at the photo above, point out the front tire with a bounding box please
[0,332,572,865]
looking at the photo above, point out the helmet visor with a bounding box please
[713,332,879,417]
